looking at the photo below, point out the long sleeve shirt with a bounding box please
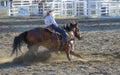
[44,15,58,26]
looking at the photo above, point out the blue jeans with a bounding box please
[50,24,70,40]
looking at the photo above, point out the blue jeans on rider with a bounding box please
[50,24,71,42]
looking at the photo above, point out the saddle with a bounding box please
[46,26,60,34]
[45,26,64,48]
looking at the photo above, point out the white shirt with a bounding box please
[44,15,58,26]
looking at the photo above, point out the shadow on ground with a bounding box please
[0,49,119,69]
[13,50,52,64]
[0,50,52,69]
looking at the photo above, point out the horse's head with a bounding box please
[68,20,81,40]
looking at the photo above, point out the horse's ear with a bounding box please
[65,23,70,28]
[69,23,73,27]
[72,23,77,27]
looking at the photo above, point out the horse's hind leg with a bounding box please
[70,50,82,58]
[27,44,39,56]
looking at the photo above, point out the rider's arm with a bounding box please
[49,15,58,26]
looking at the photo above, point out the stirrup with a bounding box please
[67,38,74,42]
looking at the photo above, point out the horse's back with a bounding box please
[26,27,62,49]
[26,27,56,44]
[29,27,43,32]
[28,27,53,33]
[27,27,45,43]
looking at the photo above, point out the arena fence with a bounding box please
[8,0,120,18]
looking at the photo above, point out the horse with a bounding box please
[11,20,82,61]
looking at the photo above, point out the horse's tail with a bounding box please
[11,31,28,56]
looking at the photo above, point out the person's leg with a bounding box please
[51,25,71,41]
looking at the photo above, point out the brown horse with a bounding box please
[11,20,82,61]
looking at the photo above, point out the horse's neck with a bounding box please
[67,31,75,39]
[61,25,75,39]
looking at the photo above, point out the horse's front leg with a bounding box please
[65,49,71,61]
[71,41,75,59]
[70,50,82,58]
[69,42,82,59]
[65,43,73,61]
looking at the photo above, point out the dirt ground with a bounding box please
[0,17,120,75]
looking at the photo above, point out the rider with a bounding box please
[44,8,72,42]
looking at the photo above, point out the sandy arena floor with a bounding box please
[0,17,120,75]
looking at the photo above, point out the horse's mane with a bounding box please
[60,24,73,32]
[61,20,76,32]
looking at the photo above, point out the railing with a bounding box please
[9,0,39,16]
[87,1,120,18]
[8,0,120,18]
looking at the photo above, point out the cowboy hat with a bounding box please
[47,8,54,12]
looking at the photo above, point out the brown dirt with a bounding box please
[0,17,120,75]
